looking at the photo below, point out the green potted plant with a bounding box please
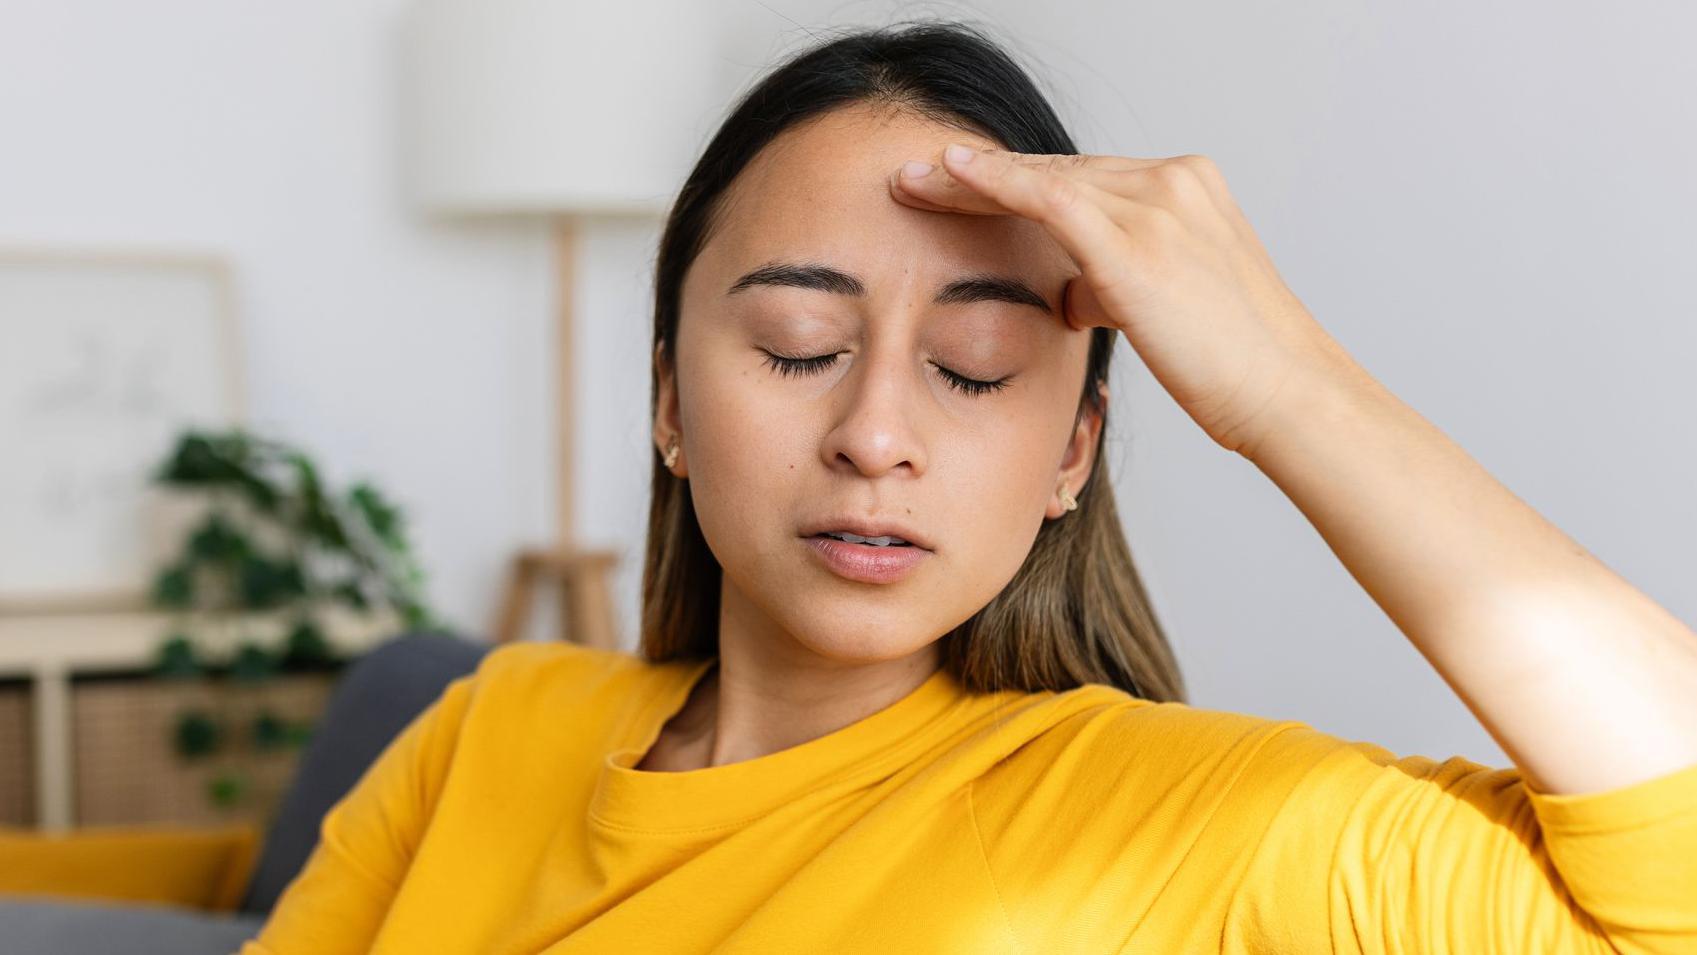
[144,427,441,812]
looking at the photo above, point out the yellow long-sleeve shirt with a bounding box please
[241,640,1697,953]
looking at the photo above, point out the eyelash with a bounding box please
[759,350,1011,396]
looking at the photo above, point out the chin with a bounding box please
[777,610,941,665]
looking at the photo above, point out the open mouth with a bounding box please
[804,529,930,584]
[812,531,914,548]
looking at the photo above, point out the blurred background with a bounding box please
[1,0,1693,926]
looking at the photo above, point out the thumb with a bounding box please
[1062,276,1114,331]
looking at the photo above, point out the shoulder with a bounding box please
[1039,692,1521,819]
[1000,683,1308,770]
[464,639,650,698]
[1059,692,1492,796]
[451,640,685,727]
[971,689,1346,830]
[965,693,1348,930]
[470,638,643,682]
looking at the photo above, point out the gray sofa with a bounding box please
[0,631,492,954]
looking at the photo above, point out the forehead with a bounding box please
[688,104,1072,296]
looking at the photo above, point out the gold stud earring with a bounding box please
[1059,485,1078,512]
[663,438,680,469]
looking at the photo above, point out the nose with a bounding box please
[818,347,929,479]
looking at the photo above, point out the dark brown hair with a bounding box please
[639,20,1185,703]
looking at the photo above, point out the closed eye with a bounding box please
[758,349,1012,396]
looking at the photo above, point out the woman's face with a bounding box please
[657,104,1104,666]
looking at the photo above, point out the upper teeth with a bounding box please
[827,531,907,546]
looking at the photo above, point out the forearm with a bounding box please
[1243,357,1697,795]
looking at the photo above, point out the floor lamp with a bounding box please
[401,0,721,648]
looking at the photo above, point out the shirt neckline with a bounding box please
[588,655,970,833]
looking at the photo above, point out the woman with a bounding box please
[245,21,1697,953]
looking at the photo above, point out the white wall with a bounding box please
[6,1,1692,768]
[1,1,554,641]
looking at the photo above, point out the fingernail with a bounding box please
[944,144,976,165]
[900,160,934,180]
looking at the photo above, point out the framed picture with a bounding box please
[0,247,245,613]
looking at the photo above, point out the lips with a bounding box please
[798,517,933,551]
[804,533,931,584]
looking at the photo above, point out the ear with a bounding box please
[652,340,686,476]
[1046,383,1107,519]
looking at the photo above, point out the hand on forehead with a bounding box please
[704,105,1078,317]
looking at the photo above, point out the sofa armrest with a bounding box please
[0,823,259,912]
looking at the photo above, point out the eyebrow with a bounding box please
[726,261,1054,315]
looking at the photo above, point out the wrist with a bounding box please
[1235,352,1387,467]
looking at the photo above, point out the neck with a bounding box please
[652,580,942,771]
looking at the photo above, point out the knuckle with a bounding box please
[1037,173,1081,215]
[1175,153,1214,173]
[1178,153,1227,191]
[1152,160,1200,195]
[1143,159,1218,212]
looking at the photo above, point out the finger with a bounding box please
[934,144,1138,305]
[892,150,1159,215]
[1062,276,1116,331]
[889,159,1012,216]
[1005,152,1165,175]
[887,167,1124,334]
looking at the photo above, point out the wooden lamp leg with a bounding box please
[491,549,621,648]
[562,552,620,650]
[489,218,623,650]
[492,552,540,645]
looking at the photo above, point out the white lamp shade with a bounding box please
[401,0,726,217]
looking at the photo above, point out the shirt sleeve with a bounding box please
[1223,722,1697,954]
[236,670,479,955]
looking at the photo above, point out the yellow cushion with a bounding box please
[0,822,261,911]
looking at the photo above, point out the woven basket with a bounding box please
[71,672,338,829]
[0,681,33,827]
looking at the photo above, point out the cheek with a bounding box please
[676,351,812,556]
[951,344,1084,500]
[942,412,1069,579]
